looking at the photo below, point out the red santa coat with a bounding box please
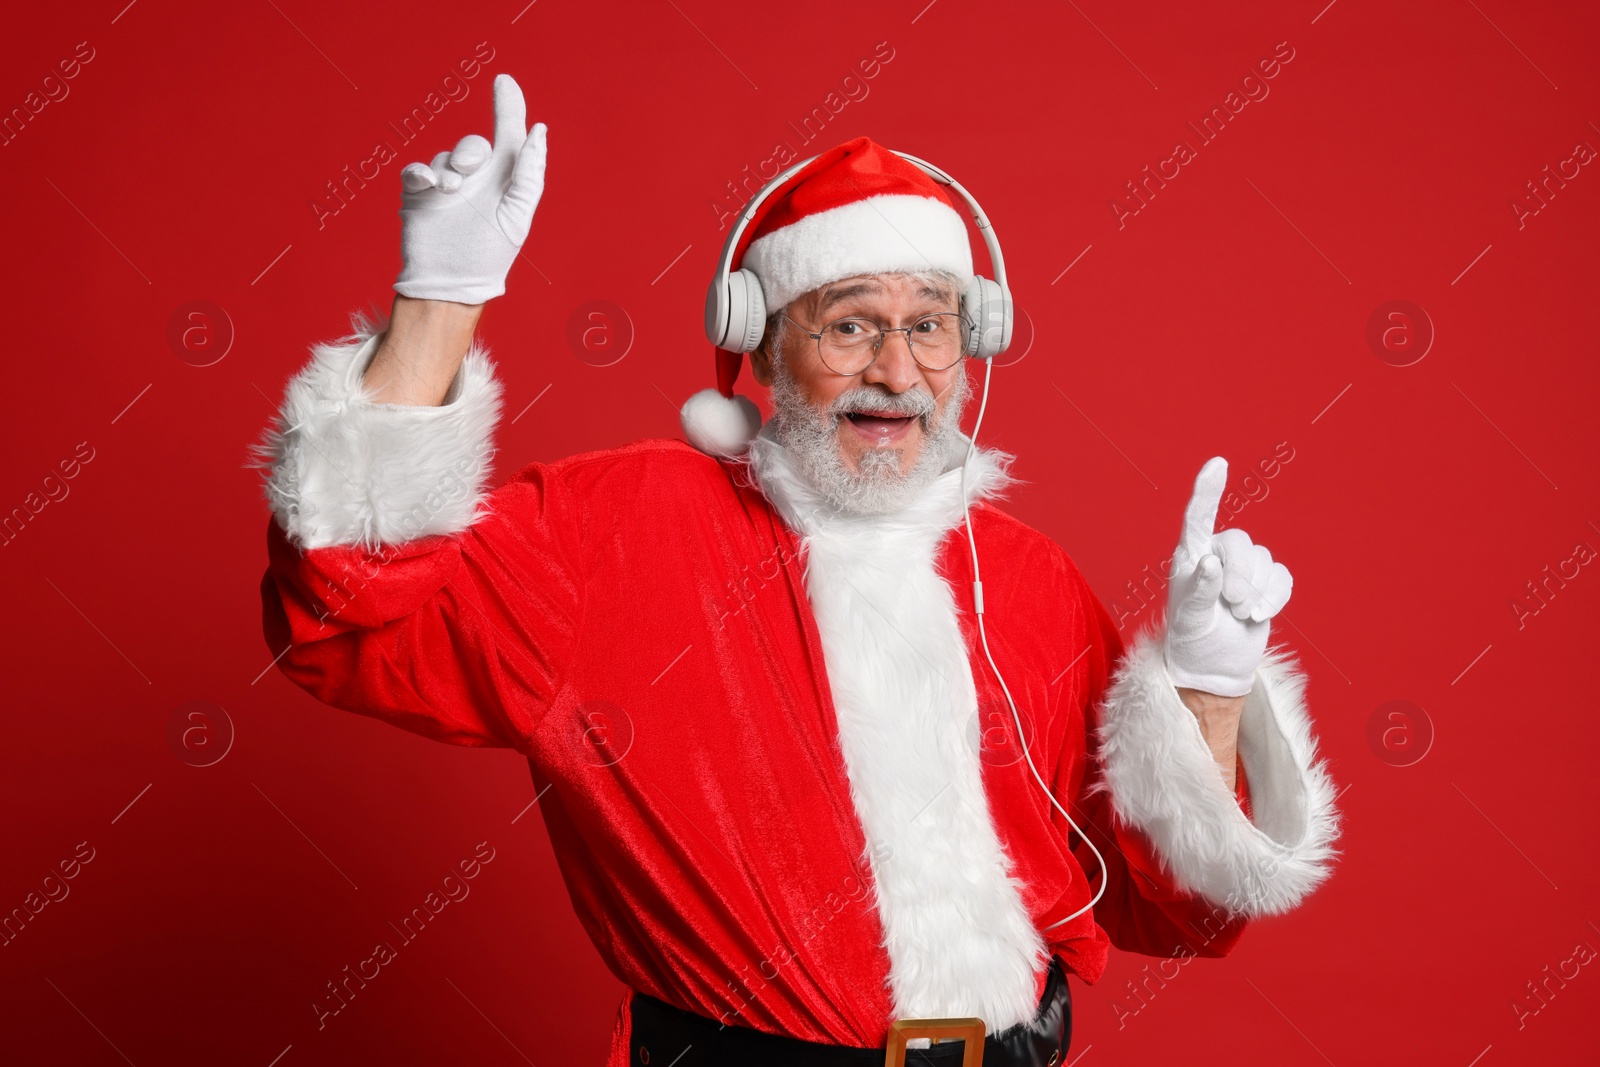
[256,325,1340,1062]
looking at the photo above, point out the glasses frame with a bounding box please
[781,309,970,375]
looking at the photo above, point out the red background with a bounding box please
[2,0,1597,1063]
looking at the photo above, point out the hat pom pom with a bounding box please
[681,388,762,457]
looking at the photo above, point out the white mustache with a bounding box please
[828,387,937,425]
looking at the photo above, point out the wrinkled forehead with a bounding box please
[804,272,960,317]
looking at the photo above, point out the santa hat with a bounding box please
[681,135,975,457]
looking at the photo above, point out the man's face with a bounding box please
[749,273,970,511]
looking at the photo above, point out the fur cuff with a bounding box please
[1095,623,1341,918]
[252,312,503,550]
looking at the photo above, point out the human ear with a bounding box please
[749,338,774,386]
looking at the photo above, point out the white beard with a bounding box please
[765,358,971,517]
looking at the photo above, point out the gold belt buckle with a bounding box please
[884,1017,985,1067]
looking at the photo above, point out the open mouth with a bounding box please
[843,410,919,443]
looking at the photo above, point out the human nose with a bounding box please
[861,327,923,392]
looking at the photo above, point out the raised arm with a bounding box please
[364,72,547,408]
[253,75,574,751]
[1060,463,1341,958]
[362,295,483,407]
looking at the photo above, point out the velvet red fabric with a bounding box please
[738,136,959,258]
[260,438,1247,1058]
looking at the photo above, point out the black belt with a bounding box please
[628,957,1071,1067]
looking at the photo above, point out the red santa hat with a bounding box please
[682,135,975,456]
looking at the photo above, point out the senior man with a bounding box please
[257,74,1339,1066]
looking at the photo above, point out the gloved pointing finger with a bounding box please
[492,73,529,156]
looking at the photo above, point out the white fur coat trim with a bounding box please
[748,430,1050,1032]
[253,313,503,551]
[1096,623,1340,918]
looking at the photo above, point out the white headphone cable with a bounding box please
[959,355,1108,931]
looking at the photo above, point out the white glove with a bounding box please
[394,73,548,304]
[1163,457,1294,698]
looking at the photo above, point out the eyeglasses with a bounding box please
[782,310,968,375]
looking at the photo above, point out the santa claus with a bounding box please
[256,74,1340,1066]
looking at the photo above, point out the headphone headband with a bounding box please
[704,148,1013,362]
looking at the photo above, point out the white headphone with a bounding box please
[705,148,1107,932]
[704,150,1015,361]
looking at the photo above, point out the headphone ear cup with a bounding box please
[723,269,768,354]
[960,276,1013,360]
[704,276,727,348]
